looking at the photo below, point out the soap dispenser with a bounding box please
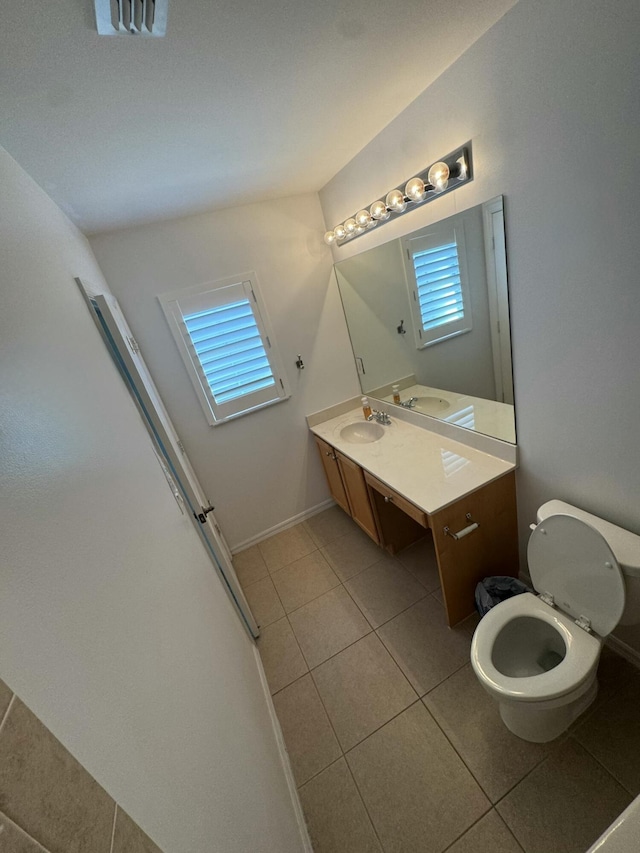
[361,396,372,419]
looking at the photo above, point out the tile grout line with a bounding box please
[0,808,54,853]
[0,694,16,738]
[566,732,638,799]
[109,803,118,853]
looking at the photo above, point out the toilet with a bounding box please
[471,500,640,743]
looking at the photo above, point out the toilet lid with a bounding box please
[528,513,625,637]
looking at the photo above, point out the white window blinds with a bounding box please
[159,275,290,425]
[403,223,472,348]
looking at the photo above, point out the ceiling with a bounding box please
[0,0,516,234]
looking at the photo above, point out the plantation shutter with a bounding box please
[159,275,290,425]
[403,223,472,348]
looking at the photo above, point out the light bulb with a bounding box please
[344,218,357,235]
[334,224,346,240]
[405,177,425,202]
[427,161,450,191]
[324,230,336,245]
[355,224,365,235]
[355,209,372,228]
[456,155,467,180]
[385,189,407,213]
[370,200,390,221]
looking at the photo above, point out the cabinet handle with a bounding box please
[325,451,337,461]
[384,495,394,503]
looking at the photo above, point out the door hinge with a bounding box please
[127,335,140,355]
[177,440,186,454]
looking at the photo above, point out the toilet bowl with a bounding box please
[471,500,640,742]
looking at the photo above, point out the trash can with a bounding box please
[475,576,530,617]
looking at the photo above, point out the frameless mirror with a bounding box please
[334,196,516,443]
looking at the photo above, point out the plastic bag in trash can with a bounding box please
[475,576,530,617]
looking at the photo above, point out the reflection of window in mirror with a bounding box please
[402,222,472,349]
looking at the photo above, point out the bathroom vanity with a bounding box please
[309,405,519,626]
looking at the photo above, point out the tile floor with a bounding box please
[234,507,640,853]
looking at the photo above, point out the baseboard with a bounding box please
[231,499,336,554]
[253,646,313,853]
[606,633,640,669]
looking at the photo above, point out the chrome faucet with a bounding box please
[400,396,418,409]
[368,409,392,425]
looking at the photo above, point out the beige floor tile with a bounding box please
[0,699,115,853]
[497,739,632,853]
[0,811,49,852]
[0,676,13,719]
[447,810,523,853]
[232,544,269,588]
[112,807,163,853]
[272,675,341,786]
[347,703,490,853]
[424,664,552,802]
[321,526,386,582]
[257,618,308,694]
[288,586,371,669]
[258,523,316,572]
[298,758,382,853]
[396,534,442,591]
[304,506,357,548]
[312,634,417,751]
[242,575,284,628]
[377,596,471,696]
[573,671,640,794]
[345,556,427,628]
[271,551,340,613]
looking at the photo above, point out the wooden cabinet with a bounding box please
[429,472,519,626]
[364,471,427,555]
[314,434,519,627]
[336,452,379,544]
[314,436,350,515]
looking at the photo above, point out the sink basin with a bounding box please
[413,396,451,414]
[340,421,385,444]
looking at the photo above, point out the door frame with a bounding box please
[76,278,259,639]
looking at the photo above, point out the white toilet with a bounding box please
[471,500,640,743]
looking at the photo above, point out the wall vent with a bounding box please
[94,0,168,37]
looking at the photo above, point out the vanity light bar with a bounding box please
[324,143,473,246]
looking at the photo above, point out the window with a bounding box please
[159,273,290,425]
[403,222,472,349]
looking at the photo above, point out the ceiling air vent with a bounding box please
[94,0,168,37]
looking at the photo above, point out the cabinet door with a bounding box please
[429,471,519,626]
[336,452,380,544]
[314,437,351,515]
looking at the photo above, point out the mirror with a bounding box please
[334,196,515,443]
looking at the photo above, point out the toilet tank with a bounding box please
[537,501,640,625]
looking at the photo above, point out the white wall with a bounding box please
[90,196,359,549]
[320,0,640,650]
[0,146,306,853]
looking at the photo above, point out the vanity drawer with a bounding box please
[364,472,428,528]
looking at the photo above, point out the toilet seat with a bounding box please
[471,593,601,703]
[528,513,625,636]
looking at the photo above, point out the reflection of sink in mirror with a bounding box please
[339,422,385,444]
[334,195,516,444]
[413,397,450,414]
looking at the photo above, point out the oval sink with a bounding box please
[340,421,385,444]
[414,396,451,414]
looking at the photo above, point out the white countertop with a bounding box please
[310,406,516,516]
[380,383,516,444]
